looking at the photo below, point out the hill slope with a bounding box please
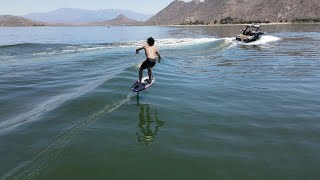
[0,15,46,27]
[146,0,320,25]
[89,14,143,26]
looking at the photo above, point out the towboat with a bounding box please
[235,24,264,43]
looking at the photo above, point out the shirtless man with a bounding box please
[136,37,161,83]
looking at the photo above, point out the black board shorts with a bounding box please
[141,58,156,69]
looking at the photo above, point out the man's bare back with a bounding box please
[144,45,159,61]
[137,45,160,62]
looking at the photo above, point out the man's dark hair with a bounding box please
[147,37,155,46]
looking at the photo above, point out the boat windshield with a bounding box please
[243,26,260,35]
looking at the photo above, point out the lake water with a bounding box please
[0,24,319,180]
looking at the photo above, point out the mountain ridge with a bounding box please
[0,15,47,27]
[2,1,320,26]
[23,8,152,24]
[89,14,143,26]
[146,0,320,25]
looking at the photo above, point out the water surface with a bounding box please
[0,25,319,180]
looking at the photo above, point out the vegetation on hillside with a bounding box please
[220,17,270,24]
[291,18,320,23]
[179,20,208,25]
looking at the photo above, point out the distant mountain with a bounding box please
[0,15,46,27]
[146,0,320,25]
[23,8,152,24]
[89,14,143,26]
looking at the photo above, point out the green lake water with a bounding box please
[0,24,319,179]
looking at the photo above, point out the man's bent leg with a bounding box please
[139,67,143,83]
[147,67,152,83]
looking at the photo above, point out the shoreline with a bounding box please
[1,22,320,28]
[169,22,320,27]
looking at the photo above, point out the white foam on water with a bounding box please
[224,37,235,42]
[223,37,238,49]
[76,46,111,51]
[236,35,281,45]
[61,46,111,53]
[156,38,219,47]
[30,46,112,56]
[132,38,220,48]
[32,51,58,56]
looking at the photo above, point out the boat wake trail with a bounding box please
[0,73,124,135]
[236,35,281,45]
[3,92,135,180]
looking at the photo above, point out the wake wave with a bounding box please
[0,38,218,49]
[0,38,220,57]
[0,73,120,134]
[0,35,279,55]
[3,93,135,180]
[0,43,40,48]
[156,38,219,47]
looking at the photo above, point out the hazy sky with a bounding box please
[0,0,187,15]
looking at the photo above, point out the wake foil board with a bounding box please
[131,76,155,93]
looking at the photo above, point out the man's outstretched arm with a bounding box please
[136,46,145,54]
[156,50,161,62]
